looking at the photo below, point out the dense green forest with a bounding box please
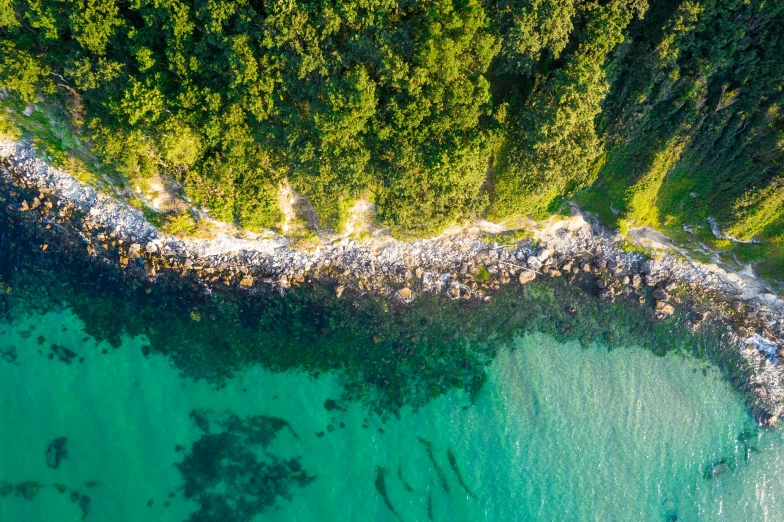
[1,0,783,273]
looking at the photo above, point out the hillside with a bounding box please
[1,0,782,280]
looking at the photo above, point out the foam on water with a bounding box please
[2,310,784,522]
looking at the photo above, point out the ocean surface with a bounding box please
[1,217,784,521]
[2,305,784,522]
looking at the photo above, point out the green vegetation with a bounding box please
[1,0,782,279]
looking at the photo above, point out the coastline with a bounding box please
[2,137,784,426]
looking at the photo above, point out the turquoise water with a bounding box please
[3,307,784,522]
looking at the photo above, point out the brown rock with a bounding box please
[398,287,412,300]
[655,300,675,315]
[239,275,254,288]
[519,270,536,285]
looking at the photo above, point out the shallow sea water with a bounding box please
[2,306,784,522]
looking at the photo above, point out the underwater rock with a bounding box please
[655,301,675,316]
[703,457,735,479]
[46,436,68,469]
[1,345,17,363]
[0,483,12,497]
[15,481,42,501]
[652,287,669,301]
[70,492,91,519]
[50,344,78,364]
[323,398,344,412]
[690,311,706,327]
[753,406,779,428]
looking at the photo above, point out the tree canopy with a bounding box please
[1,0,782,256]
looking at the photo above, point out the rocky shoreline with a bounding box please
[2,138,784,426]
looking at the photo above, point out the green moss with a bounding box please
[475,266,491,282]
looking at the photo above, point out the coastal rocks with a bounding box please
[46,437,68,469]
[655,301,676,316]
[397,287,413,301]
[519,270,536,285]
[753,406,779,428]
[4,137,784,430]
[527,257,543,270]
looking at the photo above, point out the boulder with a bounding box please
[398,287,412,300]
[239,275,254,288]
[527,257,542,270]
[652,287,669,301]
[655,300,675,315]
[46,437,68,469]
[519,270,536,285]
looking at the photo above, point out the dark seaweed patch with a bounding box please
[397,461,414,493]
[447,448,476,499]
[45,437,68,469]
[1,345,17,364]
[50,344,78,365]
[374,466,402,521]
[176,409,314,522]
[418,438,450,493]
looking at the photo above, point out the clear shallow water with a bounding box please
[2,309,784,521]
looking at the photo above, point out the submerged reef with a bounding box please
[176,410,313,522]
[45,436,68,469]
